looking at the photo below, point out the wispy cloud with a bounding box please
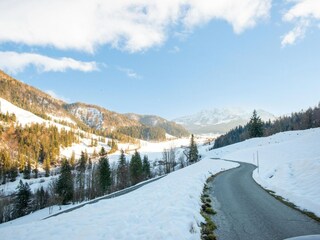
[169,46,181,53]
[117,67,142,79]
[0,0,271,53]
[282,0,320,47]
[45,90,70,103]
[0,51,98,74]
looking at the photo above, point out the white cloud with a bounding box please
[0,51,98,74]
[45,90,70,103]
[282,0,320,46]
[281,20,309,46]
[117,67,142,79]
[0,0,271,53]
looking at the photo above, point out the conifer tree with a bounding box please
[13,180,32,218]
[23,158,31,179]
[56,159,74,205]
[34,186,49,210]
[70,151,75,169]
[44,157,50,177]
[117,150,129,190]
[248,110,264,138]
[77,151,87,201]
[188,134,199,164]
[98,156,111,195]
[18,152,26,173]
[129,150,143,185]
[99,147,106,156]
[142,155,151,180]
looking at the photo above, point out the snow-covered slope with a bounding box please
[0,159,237,240]
[209,127,320,216]
[0,97,46,125]
[67,105,104,129]
[174,108,276,134]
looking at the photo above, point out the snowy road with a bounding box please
[209,162,320,240]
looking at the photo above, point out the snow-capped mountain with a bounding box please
[173,108,276,134]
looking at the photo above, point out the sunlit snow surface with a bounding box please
[0,159,237,240]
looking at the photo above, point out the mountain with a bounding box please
[65,103,140,131]
[125,113,189,137]
[0,70,188,140]
[173,108,276,135]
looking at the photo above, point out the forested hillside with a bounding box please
[125,113,189,137]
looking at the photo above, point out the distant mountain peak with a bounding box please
[173,108,276,134]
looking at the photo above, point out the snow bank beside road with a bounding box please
[0,159,237,240]
[210,128,320,216]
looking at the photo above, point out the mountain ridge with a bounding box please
[0,70,188,140]
[173,108,276,134]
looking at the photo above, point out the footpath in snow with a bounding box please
[209,127,320,217]
[0,158,237,240]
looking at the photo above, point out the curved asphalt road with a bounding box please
[208,162,320,240]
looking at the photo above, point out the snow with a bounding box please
[0,158,238,240]
[69,106,104,129]
[0,175,59,196]
[209,127,320,216]
[173,108,276,127]
[48,114,76,125]
[0,97,46,125]
[0,97,73,132]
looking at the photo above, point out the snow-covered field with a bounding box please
[0,158,237,240]
[209,127,320,216]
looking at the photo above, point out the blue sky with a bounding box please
[0,1,320,119]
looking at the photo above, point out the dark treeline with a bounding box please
[213,104,320,149]
[115,126,167,141]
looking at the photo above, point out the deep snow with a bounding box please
[0,159,237,240]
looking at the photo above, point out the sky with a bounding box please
[0,0,320,119]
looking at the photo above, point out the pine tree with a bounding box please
[56,159,74,205]
[70,151,75,169]
[23,158,31,179]
[18,152,26,173]
[77,151,87,201]
[35,186,49,210]
[0,149,10,184]
[117,150,129,190]
[142,155,151,180]
[188,134,199,164]
[129,150,143,185]
[99,147,106,156]
[109,139,118,154]
[248,110,264,138]
[98,156,111,195]
[44,157,50,177]
[13,180,32,218]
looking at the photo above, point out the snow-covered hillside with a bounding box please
[209,127,320,216]
[0,97,46,125]
[0,159,237,240]
[0,97,76,132]
[174,108,276,134]
[68,106,104,129]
